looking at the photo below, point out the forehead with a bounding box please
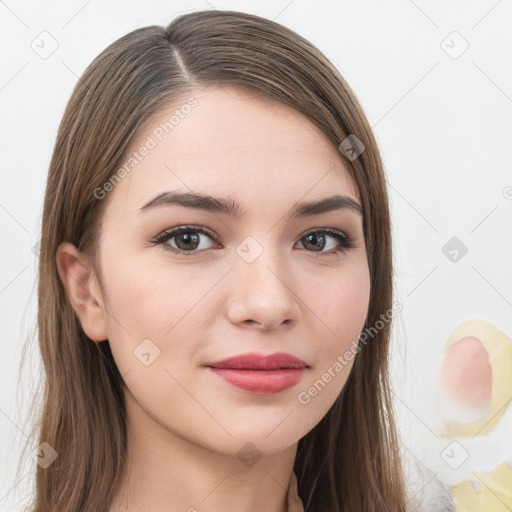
[107,86,360,215]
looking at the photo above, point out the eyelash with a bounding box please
[150,225,355,257]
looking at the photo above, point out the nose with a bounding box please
[226,244,301,330]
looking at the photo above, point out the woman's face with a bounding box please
[89,86,370,457]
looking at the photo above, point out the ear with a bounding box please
[56,242,108,342]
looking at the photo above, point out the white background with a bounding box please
[1,1,511,510]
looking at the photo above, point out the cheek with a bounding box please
[294,263,371,411]
[99,255,204,372]
[103,255,206,334]
[310,264,371,352]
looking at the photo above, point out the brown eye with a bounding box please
[297,229,354,255]
[151,226,355,257]
[173,230,201,251]
[151,226,218,256]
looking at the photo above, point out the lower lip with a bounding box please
[207,367,306,394]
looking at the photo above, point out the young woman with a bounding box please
[24,9,411,511]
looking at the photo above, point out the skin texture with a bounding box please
[56,86,371,512]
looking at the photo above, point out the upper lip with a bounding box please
[204,352,308,370]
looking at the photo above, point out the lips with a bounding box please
[204,352,308,370]
[204,352,309,394]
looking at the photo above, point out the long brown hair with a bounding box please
[18,10,407,511]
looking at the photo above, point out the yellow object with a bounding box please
[451,462,512,512]
[440,319,512,438]
[438,319,512,511]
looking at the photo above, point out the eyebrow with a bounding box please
[138,191,363,219]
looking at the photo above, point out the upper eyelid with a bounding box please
[156,224,349,237]
[153,224,352,245]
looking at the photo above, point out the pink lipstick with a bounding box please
[204,352,308,394]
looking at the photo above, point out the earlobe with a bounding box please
[55,242,108,342]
